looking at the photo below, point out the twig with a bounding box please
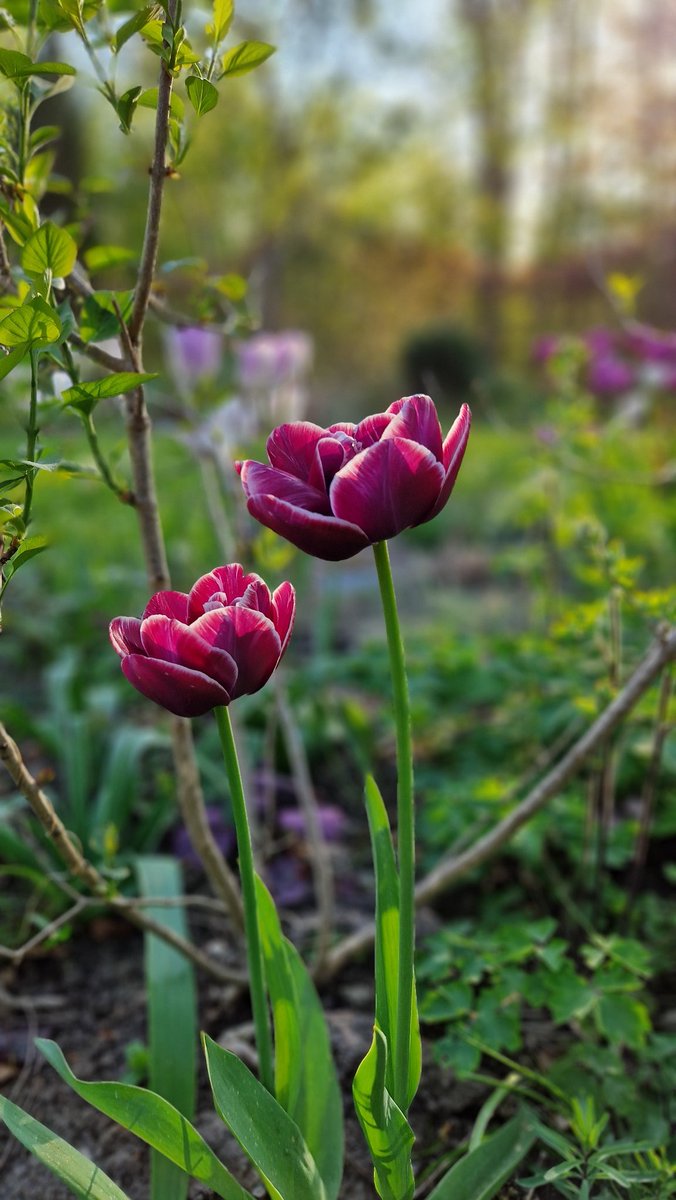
[127,2,176,350]
[69,334,127,374]
[0,900,88,962]
[275,678,335,981]
[0,719,244,983]
[323,625,676,979]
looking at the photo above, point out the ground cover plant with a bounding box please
[0,1,675,1198]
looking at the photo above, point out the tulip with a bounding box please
[110,564,295,718]
[237,395,471,561]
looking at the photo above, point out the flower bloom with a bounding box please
[110,565,295,718]
[236,395,471,561]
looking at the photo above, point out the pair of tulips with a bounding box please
[111,395,471,715]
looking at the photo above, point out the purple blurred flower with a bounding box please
[235,331,313,391]
[625,323,676,365]
[173,805,235,868]
[586,354,635,397]
[181,398,259,464]
[278,804,346,842]
[167,326,222,388]
[532,334,561,364]
[584,327,617,357]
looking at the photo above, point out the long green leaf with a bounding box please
[36,1039,252,1200]
[61,371,158,416]
[352,1025,415,1200]
[0,1094,131,1200]
[364,775,421,1110]
[137,856,197,1200]
[426,1110,537,1200]
[255,876,343,1200]
[203,1033,328,1200]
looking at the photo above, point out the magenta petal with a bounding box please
[140,615,238,694]
[121,654,231,717]
[246,493,370,561]
[306,436,350,491]
[330,437,444,542]
[188,570,234,621]
[142,590,190,622]
[381,394,443,462]
[239,460,331,514]
[425,403,471,521]
[207,564,249,602]
[272,581,296,655]
[191,607,281,698]
[110,616,143,657]
[354,412,391,447]
[265,421,328,479]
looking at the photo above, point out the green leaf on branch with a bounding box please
[0,47,75,79]
[83,245,136,273]
[36,1040,252,1200]
[255,877,343,1200]
[138,86,185,121]
[0,1094,132,1200]
[221,40,275,77]
[364,775,421,1110]
[0,298,61,347]
[22,221,77,279]
[61,372,158,416]
[112,4,162,52]
[77,291,133,343]
[186,75,219,116]
[3,534,49,582]
[352,1025,415,1200]
[0,344,28,381]
[207,0,233,42]
[203,1034,328,1200]
[425,1110,536,1200]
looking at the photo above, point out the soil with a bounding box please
[0,914,517,1200]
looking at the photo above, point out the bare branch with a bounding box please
[323,625,676,979]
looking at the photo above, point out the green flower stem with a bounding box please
[215,705,274,1094]
[372,540,415,1112]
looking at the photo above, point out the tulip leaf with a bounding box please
[352,1024,415,1200]
[36,1039,252,1200]
[61,372,158,415]
[22,221,77,278]
[137,856,197,1200]
[202,1033,328,1200]
[425,1110,537,1200]
[221,40,275,77]
[255,876,343,1200]
[364,775,421,1110]
[186,75,219,116]
[0,297,61,347]
[0,1093,131,1200]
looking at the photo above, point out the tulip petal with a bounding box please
[307,435,353,491]
[245,493,370,561]
[382,394,443,461]
[425,402,472,520]
[330,437,444,542]
[188,568,241,620]
[265,421,328,479]
[109,616,143,657]
[272,581,296,655]
[142,590,190,622]
[140,615,238,694]
[190,607,281,698]
[354,412,391,447]
[239,460,331,514]
[121,654,231,717]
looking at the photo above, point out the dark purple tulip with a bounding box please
[237,396,471,562]
[110,564,295,718]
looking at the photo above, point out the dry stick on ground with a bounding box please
[99,9,243,926]
[275,678,335,981]
[323,624,676,980]
[0,719,245,985]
